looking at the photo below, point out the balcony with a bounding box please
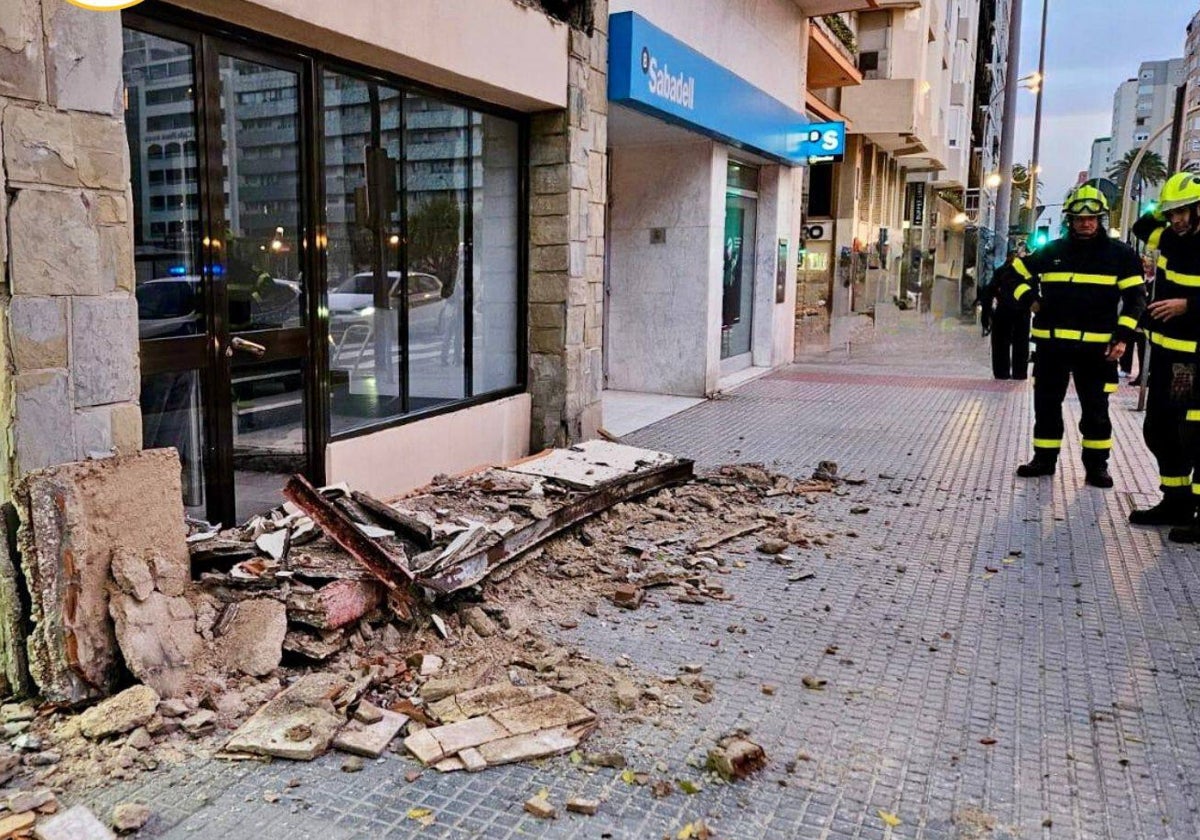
[808,19,862,89]
[840,78,937,158]
[793,0,920,14]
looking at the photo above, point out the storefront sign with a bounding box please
[907,183,926,225]
[609,12,809,165]
[794,122,846,163]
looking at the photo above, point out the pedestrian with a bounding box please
[1119,253,1153,385]
[980,242,1031,380]
[1006,184,1146,487]
[1128,172,1200,538]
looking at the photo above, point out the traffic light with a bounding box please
[1030,226,1050,249]
[1143,199,1158,215]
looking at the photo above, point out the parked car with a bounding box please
[328,271,447,340]
[137,274,302,340]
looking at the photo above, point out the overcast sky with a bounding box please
[1012,0,1197,226]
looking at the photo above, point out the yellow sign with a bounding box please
[65,0,145,10]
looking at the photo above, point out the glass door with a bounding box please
[721,161,759,361]
[211,46,310,523]
[126,17,317,526]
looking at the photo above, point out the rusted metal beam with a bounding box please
[283,476,417,620]
[419,459,694,595]
[351,490,435,550]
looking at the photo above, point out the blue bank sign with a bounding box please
[609,12,811,166]
[794,122,846,163]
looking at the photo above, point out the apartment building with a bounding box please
[1184,8,1200,169]
[1111,59,1185,165]
[1089,137,1114,181]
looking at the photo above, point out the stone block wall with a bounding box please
[528,4,607,450]
[0,1,140,491]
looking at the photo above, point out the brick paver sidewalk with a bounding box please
[83,309,1200,839]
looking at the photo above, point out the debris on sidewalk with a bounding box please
[31,805,113,840]
[0,437,856,809]
[707,733,767,781]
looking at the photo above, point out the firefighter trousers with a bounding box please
[1144,348,1196,501]
[991,308,1030,380]
[1031,342,1117,467]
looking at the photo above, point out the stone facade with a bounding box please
[0,0,139,488]
[528,5,607,450]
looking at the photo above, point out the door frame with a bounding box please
[128,13,323,525]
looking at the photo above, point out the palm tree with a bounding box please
[1107,149,1168,225]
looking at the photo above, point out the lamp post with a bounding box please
[1026,0,1049,222]
[993,0,1024,265]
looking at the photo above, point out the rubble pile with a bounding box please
[0,440,853,829]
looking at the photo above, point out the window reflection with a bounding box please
[122,28,203,340]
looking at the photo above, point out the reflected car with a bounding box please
[328,271,447,340]
[137,275,302,339]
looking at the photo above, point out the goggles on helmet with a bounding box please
[1066,198,1105,215]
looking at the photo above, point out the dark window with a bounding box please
[858,51,879,72]
[807,163,835,217]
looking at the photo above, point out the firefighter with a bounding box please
[1129,172,1200,538]
[1008,184,1146,487]
[983,241,1031,379]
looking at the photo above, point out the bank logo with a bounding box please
[65,0,145,10]
[640,46,695,110]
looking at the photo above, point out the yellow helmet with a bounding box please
[1157,171,1200,213]
[1063,184,1108,216]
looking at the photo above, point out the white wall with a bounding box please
[327,394,531,500]
[609,0,806,108]
[171,0,568,110]
[606,140,717,395]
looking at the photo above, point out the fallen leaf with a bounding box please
[677,779,702,794]
[620,768,637,784]
[407,808,432,820]
[569,750,583,765]
[878,810,901,827]
[982,573,995,580]
[980,737,997,745]
[802,675,827,690]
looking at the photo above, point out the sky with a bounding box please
[1012,0,1197,228]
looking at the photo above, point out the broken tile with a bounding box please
[488,693,595,736]
[458,747,487,772]
[224,674,346,761]
[333,709,408,758]
[0,813,37,838]
[6,788,55,814]
[110,803,150,833]
[523,795,556,819]
[426,683,554,724]
[566,797,600,815]
[33,805,115,840]
[476,723,593,766]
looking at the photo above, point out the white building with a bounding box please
[1110,59,1185,166]
[1088,136,1113,181]
[1183,9,1200,170]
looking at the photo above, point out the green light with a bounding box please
[1143,200,1158,214]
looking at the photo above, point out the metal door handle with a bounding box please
[227,337,267,358]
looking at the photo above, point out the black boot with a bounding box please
[1168,515,1200,544]
[1016,455,1057,477]
[1084,465,1113,489]
[1130,495,1194,526]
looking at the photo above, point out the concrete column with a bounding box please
[527,3,608,450]
[0,0,140,492]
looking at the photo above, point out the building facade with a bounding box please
[1110,59,1185,167]
[0,0,608,524]
[1088,136,1113,181]
[1183,8,1200,170]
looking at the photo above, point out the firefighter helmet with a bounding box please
[1157,172,1200,213]
[1063,184,1108,217]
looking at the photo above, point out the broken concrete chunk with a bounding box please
[109,589,201,699]
[566,798,600,815]
[109,551,155,602]
[6,788,55,814]
[353,702,384,725]
[523,796,556,819]
[460,606,497,638]
[78,685,160,740]
[218,598,286,677]
[419,674,475,704]
[611,584,644,610]
[282,628,347,662]
[224,673,346,761]
[110,803,151,833]
[33,805,115,840]
[707,735,767,781]
[475,723,593,766]
[181,710,216,735]
[18,451,190,705]
[0,813,37,838]
[427,683,555,724]
[756,538,789,555]
[332,709,408,758]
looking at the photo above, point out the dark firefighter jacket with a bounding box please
[1008,234,1146,347]
[1133,212,1200,354]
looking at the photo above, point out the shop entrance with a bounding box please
[721,161,759,364]
[126,21,316,525]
